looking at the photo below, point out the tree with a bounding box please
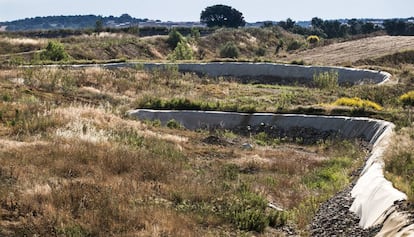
[278,18,295,30]
[167,28,184,49]
[168,41,194,61]
[383,19,409,36]
[311,17,324,29]
[200,4,246,28]
[40,41,69,61]
[95,19,103,32]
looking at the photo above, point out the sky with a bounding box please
[0,0,413,22]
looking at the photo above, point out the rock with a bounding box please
[241,143,253,150]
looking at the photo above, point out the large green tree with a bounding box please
[200,4,246,28]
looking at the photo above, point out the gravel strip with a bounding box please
[310,184,382,237]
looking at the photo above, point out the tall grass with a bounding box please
[385,127,414,201]
[313,70,339,90]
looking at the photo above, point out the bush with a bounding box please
[168,41,193,61]
[166,119,182,129]
[306,35,320,44]
[167,28,184,49]
[255,46,266,56]
[40,41,69,61]
[287,40,303,51]
[268,210,288,228]
[313,70,338,90]
[219,42,240,58]
[332,97,383,111]
[225,187,269,232]
[400,91,414,107]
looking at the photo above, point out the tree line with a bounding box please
[276,17,414,38]
[3,14,150,31]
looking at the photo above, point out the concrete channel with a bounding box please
[124,62,411,236]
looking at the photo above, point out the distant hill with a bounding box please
[0,14,159,31]
[1,14,413,32]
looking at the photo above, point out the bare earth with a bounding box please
[283,36,414,66]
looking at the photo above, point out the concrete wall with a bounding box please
[86,62,391,85]
[128,109,413,235]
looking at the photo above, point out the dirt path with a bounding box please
[282,36,414,66]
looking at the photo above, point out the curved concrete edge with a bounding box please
[33,62,392,85]
[142,62,392,85]
[127,109,412,234]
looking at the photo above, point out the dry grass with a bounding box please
[0,58,408,235]
[384,127,414,201]
[283,36,414,66]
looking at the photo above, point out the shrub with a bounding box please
[166,119,182,129]
[255,46,266,56]
[40,41,69,61]
[268,210,288,228]
[219,42,240,58]
[167,28,184,49]
[190,27,201,40]
[332,97,383,111]
[306,35,320,44]
[313,70,338,90]
[399,91,414,107]
[225,187,269,232]
[287,40,303,51]
[168,41,193,61]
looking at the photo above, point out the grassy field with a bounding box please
[0,28,413,236]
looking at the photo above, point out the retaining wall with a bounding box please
[128,109,414,236]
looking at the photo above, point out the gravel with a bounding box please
[310,184,382,237]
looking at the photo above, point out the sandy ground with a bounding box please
[282,36,414,66]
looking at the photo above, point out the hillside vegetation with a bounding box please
[0,26,414,236]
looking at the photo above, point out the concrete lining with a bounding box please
[51,62,392,85]
[128,109,414,235]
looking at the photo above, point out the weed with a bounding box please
[166,119,182,129]
[224,184,269,232]
[313,70,338,90]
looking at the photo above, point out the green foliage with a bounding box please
[166,119,182,129]
[384,128,414,201]
[167,28,184,49]
[200,4,246,28]
[224,185,269,232]
[305,157,352,191]
[135,96,258,113]
[168,41,194,61]
[332,97,383,111]
[190,27,201,40]
[268,210,288,228]
[219,42,240,58]
[399,91,414,107]
[313,70,339,90]
[40,41,69,61]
